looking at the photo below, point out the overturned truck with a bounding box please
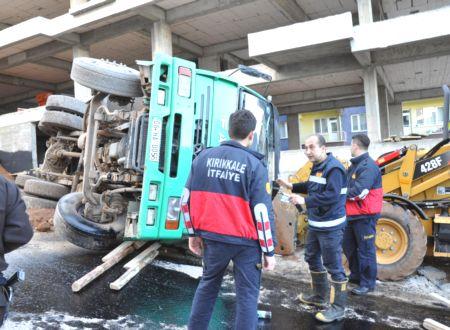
[54,54,280,250]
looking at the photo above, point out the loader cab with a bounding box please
[126,53,279,241]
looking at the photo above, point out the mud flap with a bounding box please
[273,194,298,255]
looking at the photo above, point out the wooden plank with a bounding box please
[124,242,161,270]
[110,250,159,291]
[102,241,147,262]
[101,241,135,262]
[430,292,450,308]
[72,244,135,292]
[423,318,450,330]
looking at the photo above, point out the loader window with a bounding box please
[241,91,269,157]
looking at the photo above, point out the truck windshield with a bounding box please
[241,91,269,156]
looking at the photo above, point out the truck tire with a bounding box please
[71,57,143,98]
[376,202,427,281]
[54,192,122,250]
[15,174,39,188]
[22,194,58,209]
[46,95,87,117]
[38,111,83,136]
[24,179,70,201]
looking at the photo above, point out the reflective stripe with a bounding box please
[341,188,347,194]
[308,216,346,228]
[358,189,369,200]
[309,175,327,184]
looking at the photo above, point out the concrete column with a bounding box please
[388,103,403,137]
[72,45,92,102]
[378,87,390,139]
[198,55,221,72]
[151,21,172,58]
[363,66,382,142]
[70,0,91,101]
[287,113,300,150]
[357,0,373,24]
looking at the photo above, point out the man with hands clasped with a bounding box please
[277,134,348,323]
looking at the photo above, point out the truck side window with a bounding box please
[241,91,268,156]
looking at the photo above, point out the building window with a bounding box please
[403,111,410,127]
[350,114,367,132]
[279,121,288,139]
[314,118,328,134]
[416,109,424,126]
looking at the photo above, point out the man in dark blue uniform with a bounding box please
[181,110,276,330]
[277,134,348,323]
[0,176,34,325]
[344,134,383,295]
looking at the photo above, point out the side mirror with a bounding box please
[238,65,272,81]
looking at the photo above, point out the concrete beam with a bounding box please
[395,87,443,103]
[172,34,203,57]
[0,80,74,106]
[352,6,450,54]
[80,15,149,46]
[372,36,450,66]
[0,0,160,49]
[222,55,360,87]
[0,89,44,106]
[0,74,56,90]
[249,12,353,58]
[269,0,309,22]
[203,38,248,56]
[0,41,71,70]
[0,16,150,71]
[166,0,258,24]
[35,57,72,71]
[273,84,364,107]
[279,97,365,115]
[54,32,81,45]
[277,54,361,81]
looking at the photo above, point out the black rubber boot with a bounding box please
[298,271,329,307]
[315,279,348,323]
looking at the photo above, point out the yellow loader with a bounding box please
[274,85,450,281]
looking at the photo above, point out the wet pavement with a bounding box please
[2,232,449,329]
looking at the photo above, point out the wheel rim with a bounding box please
[376,218,409,264]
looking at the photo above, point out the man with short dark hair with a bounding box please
[344,134,383,295]
[277,134,348,323]
[182,110,276,330]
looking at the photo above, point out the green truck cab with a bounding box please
[54,53,279,250]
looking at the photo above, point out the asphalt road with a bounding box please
[1,232,448,329]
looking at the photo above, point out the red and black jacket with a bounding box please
[181,140,276,256]
[346,152,383,219]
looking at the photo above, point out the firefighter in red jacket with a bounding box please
[182,110,276,330]
[344,134,383,295]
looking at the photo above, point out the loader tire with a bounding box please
[46,95,87,117]
[22,194,58,209]
[376,202,427,281]
[71,57,143,98]
[38,111,83,136]
[24,179,70,201]
[54,192,122,250]
[15,174,39,188]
